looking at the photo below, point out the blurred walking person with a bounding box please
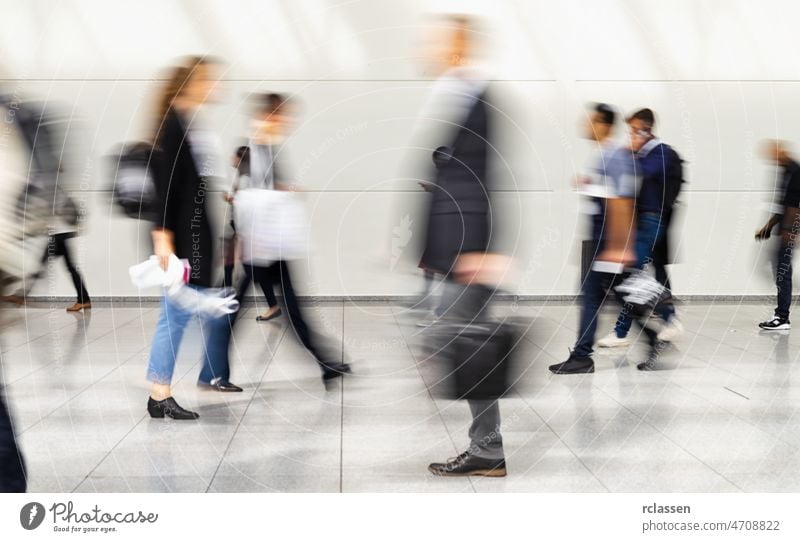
[9,193,91,312]
[233,93,352,385]
[755,140,800,331]
[219,145,249,289]
[228,94,291,322]
[408,15,507,477]
[549,103,667,373]
[0,91,82,489]
[146,56,243,422]
[597,109,683,348]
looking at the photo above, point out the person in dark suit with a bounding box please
[146,56,242,421]
[419,15,507,478]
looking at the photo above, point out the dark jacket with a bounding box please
[421,89,492,275]
[637,141,682,216]
[153,108,214,287]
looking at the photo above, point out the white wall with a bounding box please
[1,0,794,298]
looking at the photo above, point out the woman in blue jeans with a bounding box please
[146,56,241,421]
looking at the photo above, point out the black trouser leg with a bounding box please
[775,242,794,319]
[270,261,332,371]
[0,390,26,492]
[255,266,278,308]
[236,264,254,306]
[654,263,671,290]
[222,264,234,289]
[57,236,90,304]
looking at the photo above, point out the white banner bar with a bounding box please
[2,493,799,541]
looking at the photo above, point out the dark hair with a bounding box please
[234,145,250,175]
[258,92,289,116]
[628,108,655,130]
[593,103,616,126]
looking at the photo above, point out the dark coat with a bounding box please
[421,90,492,275]
[153,109,214,287]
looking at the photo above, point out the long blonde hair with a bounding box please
[151,55,216,146]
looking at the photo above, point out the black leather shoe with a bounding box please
[428,451,506,477]
[147,397,199,420]
[549,352,595,374]
[198,378,243,392]
[322,362,352,384]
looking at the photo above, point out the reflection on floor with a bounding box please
[2,300,798,493]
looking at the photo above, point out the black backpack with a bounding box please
[107,142,159,221]
[662,144,685,210]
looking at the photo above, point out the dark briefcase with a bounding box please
[430,320,520,401]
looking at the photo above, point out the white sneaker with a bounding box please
[597,332,632,348]
[657,318,684,342]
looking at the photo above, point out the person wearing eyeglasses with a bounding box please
[596,109,684,358]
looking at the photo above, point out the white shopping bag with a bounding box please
[129,255,239,317]
[234,188,309,265]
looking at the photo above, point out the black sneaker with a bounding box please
[637,339,669,371]
[428,451,506,477]
[549,351,595,374]
[759,316,791,331]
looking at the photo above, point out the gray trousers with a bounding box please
[468,398,503,459]
[440,281,505,460]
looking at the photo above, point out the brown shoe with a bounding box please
[1,295,25,306]
[66,302,92,312]
[255,308,282,322]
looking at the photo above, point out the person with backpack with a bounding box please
[549,103,669,374]
[596,108,684,351]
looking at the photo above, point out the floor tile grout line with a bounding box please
[521,321,800,454]
[515,323,741,491]
[77,308,278,493]
[204,323,289,493]
[640,346,800,452]
[14,338,154,437]
[523,327,792,485]
[512,389,612,492]
[390,307,477,493]
[1,307,61,354]
[6,308,156,387]
[22,335,153,492]
[70,411,150,493]
[590,383,745,492]
[1,305,148,354]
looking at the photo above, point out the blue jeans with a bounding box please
[614,212,675,338]
[146,285,233,385]
[575,269,658,357]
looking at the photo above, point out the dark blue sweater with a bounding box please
[637,140,675,215]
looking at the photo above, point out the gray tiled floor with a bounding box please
[3,300,800,492]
